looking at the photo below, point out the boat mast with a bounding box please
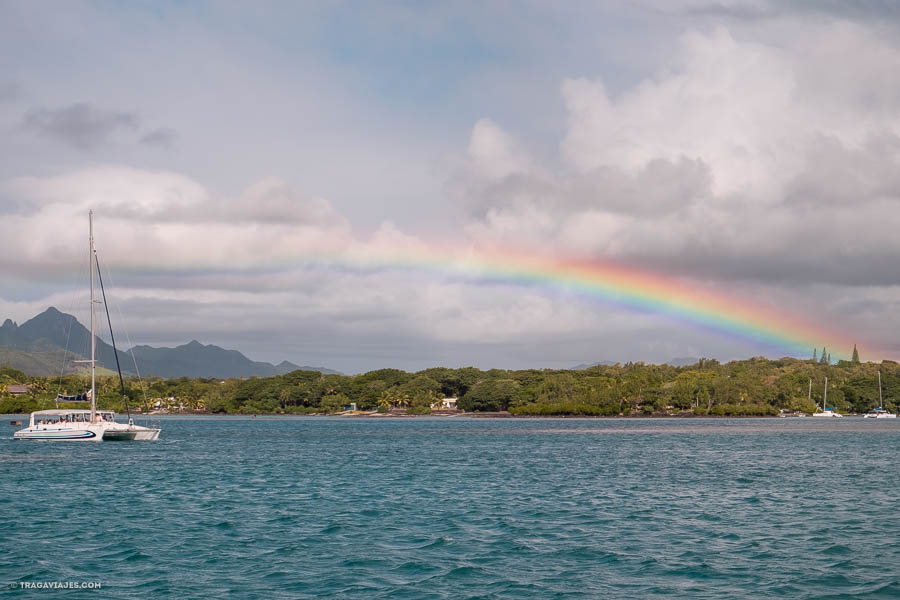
[823,377,828,411]
[89,210,96,424]
[878,371,883,410]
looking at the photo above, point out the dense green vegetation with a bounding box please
[3,356,899,417]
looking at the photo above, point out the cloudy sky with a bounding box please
[2,0,900,373]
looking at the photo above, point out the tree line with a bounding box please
[2,354,898,416]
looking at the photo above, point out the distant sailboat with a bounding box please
[863,371,896,419]
[812,377,842,418]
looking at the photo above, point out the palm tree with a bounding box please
[377,390,393,412]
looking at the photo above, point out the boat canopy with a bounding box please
[56,392,90,402]
[31,409,115,416]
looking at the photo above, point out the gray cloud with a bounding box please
[571,158,713,216]
[0,81,21,103]
[456,157,711,231]
[661,1,778,21]
[662,0,900,21]
[22,103,139,149]
[139,127,178,149]
[782,133,900,209]
[781,0,900,20]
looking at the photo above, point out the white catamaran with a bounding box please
[14,211,160,441]
[863,371,897,419]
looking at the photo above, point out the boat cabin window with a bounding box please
[34,413,116,424]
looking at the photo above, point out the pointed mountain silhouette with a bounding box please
[2,306,127,371]
[0,307,337,378]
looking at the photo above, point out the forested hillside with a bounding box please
[2,354,895,416]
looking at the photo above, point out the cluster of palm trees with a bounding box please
[377,388,441,412]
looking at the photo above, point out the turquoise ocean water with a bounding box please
[2,416,899,598]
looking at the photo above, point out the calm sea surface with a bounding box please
[2,416,899,598]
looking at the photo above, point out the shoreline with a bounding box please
[4,410,838,419]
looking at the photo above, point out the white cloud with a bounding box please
[0,167,353,276]
[459,22,900,287]
[467,118,532,181]
[563,27,817,199]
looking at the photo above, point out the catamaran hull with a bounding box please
[103,428,160,441]
[132,429,161,440]
[14,427,101,441]
[14,422,160,441]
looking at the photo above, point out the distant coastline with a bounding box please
[1,410,820,419]
[3,354,896,419]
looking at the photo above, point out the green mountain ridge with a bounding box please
[0,308,339,378]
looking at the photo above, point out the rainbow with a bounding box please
[118,241,879,361]
[256,244,869,361]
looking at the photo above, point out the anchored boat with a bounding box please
[15,409,159,441]
[863,371,897,419]
[14,211,160,442]
[812,377,843,418]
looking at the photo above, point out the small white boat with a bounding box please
[14,211,160,442]
[812,377,843,418]
[812,409,843,417]
[863,409,897,419]
[14,409,159,441]
[863,372,897,419]
[812,410,842,417]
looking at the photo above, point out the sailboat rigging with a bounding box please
[14,211,160,441]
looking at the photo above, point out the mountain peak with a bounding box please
[26,306,75,326]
